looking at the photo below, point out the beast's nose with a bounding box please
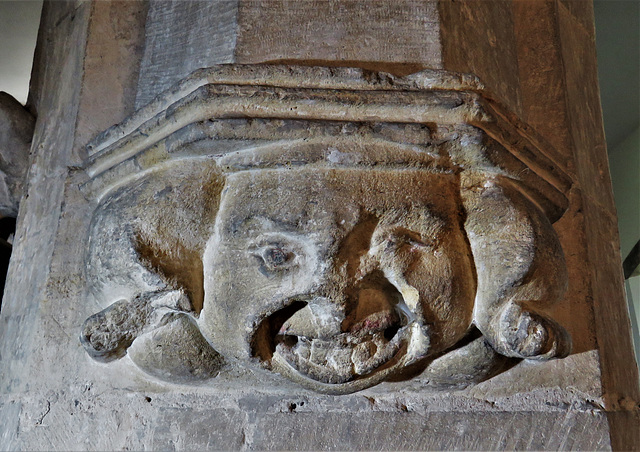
[342,288,400,336]
[279,269,408,340]
[278,298,342,339]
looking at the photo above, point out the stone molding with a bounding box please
[79,65,573,395]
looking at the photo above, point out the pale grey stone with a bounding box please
[151,407,246,450]
[135,0,239,108]
[79,65,572,395]
[0,1,631,450]
[0,1,91,395]
[248,411,611,450]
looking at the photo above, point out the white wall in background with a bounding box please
[610,128,640,363]
[0,1,42,105]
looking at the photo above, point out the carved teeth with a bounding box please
[275,326,407,383]
[273,287,410,383]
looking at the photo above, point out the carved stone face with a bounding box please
[199,167,476,392]
[80,67,572,392]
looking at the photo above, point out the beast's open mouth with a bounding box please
[274,305,407,384]
[251,297,425,392]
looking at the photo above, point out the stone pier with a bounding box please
[0,1,638,450]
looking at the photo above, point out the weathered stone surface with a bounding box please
[511,1,573,166]
[135,0,238,108]
[556,3,640,448]
[1,1,638,450]
[73,0,148,163]
[235,0,441,73]
[0,0,91,394]
[249,411,610,450]
[150,407,246,450]
[0,367,609,450]
[439,0,522,119]
[77,66,572,396]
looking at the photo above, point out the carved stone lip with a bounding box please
[271,322,429,395]
[252,298,430,394]
[274,323,407,379]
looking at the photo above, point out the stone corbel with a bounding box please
[79,65,572,394]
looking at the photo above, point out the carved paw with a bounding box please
[490,302,571,360]
[81,298,154,362]
[81,291,188,362]
[127,313,225,383]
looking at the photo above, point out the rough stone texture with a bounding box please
[135,0,238,108]
[249,411,610,450]
[0,92,34,217]
[0,1,90,394]
[73,0,148,164]
[0,359,611,450]
[1,167,612,449]
[511,1,573,166]
[507,2,597,360]
[235,0,441,74]
[0,1,638,450]
[77,67,573,396]
[556,3,640,448]
[439,0,523,120]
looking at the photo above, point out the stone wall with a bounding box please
[0,1,638,450]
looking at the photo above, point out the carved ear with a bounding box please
[82,159,226,375]
[134,235,205,313]
[461,173,571,360]
[128,159,226,314]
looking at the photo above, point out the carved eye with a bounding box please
[264,247,292,267]
[385,229,434,251]
[255,245,296,272]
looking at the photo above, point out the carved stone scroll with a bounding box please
[80,65,572,394]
